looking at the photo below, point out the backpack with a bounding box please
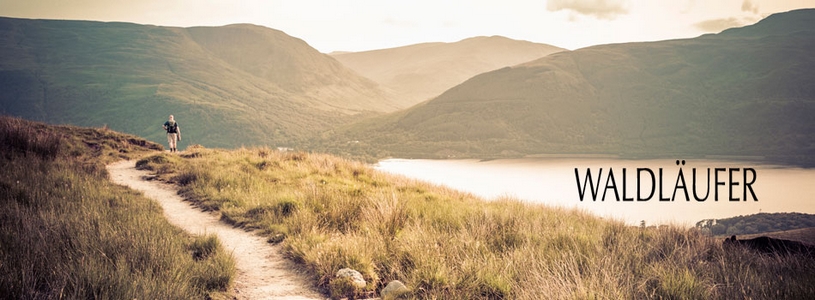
[166,121,178,133]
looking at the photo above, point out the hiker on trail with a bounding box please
[163,115,181,152]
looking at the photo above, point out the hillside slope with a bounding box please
[332,36,565,106]
[0,116,235,299]
[0,18,397,149]
[324,9,815,165]
[138,143,815,299]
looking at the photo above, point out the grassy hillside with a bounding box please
[321,9,815,165]
[0,17,397,149]
[0,116,235,299]
[139,145,815,299]
[332,36,565,106]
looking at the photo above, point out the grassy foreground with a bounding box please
[0,116,235,299]
[139,146,815,299]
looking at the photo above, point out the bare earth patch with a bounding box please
[108,160,325,300]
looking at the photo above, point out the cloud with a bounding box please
[693,17,745,33]
[741,0,759,14]
[692,0,762,34]
[546,0,629,20]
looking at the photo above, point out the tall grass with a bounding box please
[145,146,815,299]
[0,116,234,299]
[0,116,62,159]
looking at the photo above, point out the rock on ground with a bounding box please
[381,280,409,300]
[336,268,366,288]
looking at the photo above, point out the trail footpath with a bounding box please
[108,160,325,300]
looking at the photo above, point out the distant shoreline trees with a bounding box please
[696,212,815,236]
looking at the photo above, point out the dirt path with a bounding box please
[107,160,325,300]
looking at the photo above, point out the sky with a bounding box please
[1,0,813,53]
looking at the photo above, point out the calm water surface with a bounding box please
[374,158,815,226]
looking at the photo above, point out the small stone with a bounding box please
[331,268,367,299]
[380,280,409,300]
[336,268,366,288]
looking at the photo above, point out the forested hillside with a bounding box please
[697,212,815,236]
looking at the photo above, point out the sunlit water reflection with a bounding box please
[374,158,815,226]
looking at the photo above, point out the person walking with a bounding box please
[163,115,181,152]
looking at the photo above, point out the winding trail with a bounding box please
[107,160,325,300]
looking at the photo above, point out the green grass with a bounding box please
[0,116,235,299]
[145,145,815,299]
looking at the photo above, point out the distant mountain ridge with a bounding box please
[331,36,565,106]
[322,9,815,165]
[0,17,398,148]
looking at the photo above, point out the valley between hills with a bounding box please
[2,9,815,166]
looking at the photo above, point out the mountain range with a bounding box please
[2,9,814,166]
[0,17,396,148]
[331,36,564,106]
[0,17,564,150]
[320,9,815,165]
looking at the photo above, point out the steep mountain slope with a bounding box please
[185,24,397,113]
[331,36,565,106]
[324,9,815,165]
[0,18,397,148]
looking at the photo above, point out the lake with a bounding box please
[374,158,815,226]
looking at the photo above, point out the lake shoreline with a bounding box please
[375,157,815,227]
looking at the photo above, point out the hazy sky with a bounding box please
[1,0,813,52]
